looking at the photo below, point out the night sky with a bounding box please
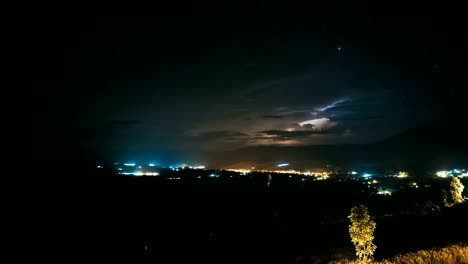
[39,8,467,167]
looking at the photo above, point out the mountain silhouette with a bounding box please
[378,120,467,147]
[207,120,467,172]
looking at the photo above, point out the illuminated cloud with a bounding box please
[260,130,326,137]
[298,118,336,130]
[315,98,351,112]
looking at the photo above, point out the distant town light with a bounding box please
[362,173,372,178]
[436,171,448,178]
[133,171,144,176]
[148,163,156,167]
[124,163,136,166]
[225,169,251,174]
[377,189,392,195]
[97,165,103,169]
[397,171,408,178]
[350,171,358,175]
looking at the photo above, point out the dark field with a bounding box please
[31,170,467,263]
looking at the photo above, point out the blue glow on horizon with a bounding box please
[124,163,136,166]
[277,163,289,167]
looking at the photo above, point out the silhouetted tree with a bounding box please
[450,177,465,204]
[348,205,377,263]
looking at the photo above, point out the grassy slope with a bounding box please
[329,243,468,264]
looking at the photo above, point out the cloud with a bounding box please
[315,98,352,112]
[329,115,384,122]
[298,117,336,130]
[196,130,249,140]
[261,115,285,119]
[260,130,325,138]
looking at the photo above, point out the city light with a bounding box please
[144,172,159,176]
[225,169,251,174]
[435,169,467,178]
[148,163,156,167]
[397,171,408,178]
[306,171,330,180]
[377,188,392,195]
[436,171,448,178]
[225,168,329,179]
[118,171,159,176]
[97,165,103,169]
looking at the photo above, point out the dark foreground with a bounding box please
[27,170,467,263]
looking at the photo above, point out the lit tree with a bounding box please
[348,205,377,263]
[450,177,465,204]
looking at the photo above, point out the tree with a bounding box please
[348,205,377,263]
[450,177,465,204]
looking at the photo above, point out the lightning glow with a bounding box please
[315,98,351,112]
[299,118,331,128]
